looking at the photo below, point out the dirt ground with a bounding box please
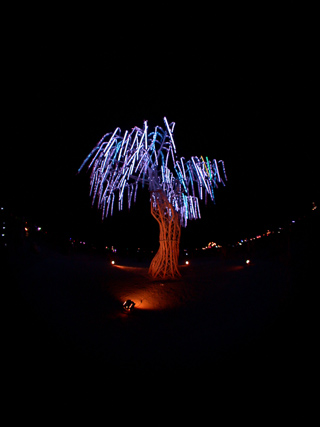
[5,231,312,379]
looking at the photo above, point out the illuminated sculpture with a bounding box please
[79,118,227,279]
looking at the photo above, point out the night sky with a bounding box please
[3,32,317,249]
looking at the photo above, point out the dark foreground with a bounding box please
[4,219,317,378]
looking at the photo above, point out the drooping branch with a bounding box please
[79,117,227,228]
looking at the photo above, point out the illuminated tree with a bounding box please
[79,117,227,279]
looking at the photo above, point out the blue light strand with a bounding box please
[79,117,226,225]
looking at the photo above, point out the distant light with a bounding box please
[0,207,3,210]
[111,260,115,265]
[185,260,189,265]
[37,227,41,231]
[24,227,28,231]
[246,259,250,264]
[292,220,295,223]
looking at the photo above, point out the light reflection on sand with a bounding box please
[106,264,191,310]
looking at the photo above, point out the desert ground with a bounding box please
[5,219,315,376]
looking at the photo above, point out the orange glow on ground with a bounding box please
[113,265,143,271]
[105,264,189,310]
[110,282,183,311]
[104,260,250,312]
[229,265,244,271]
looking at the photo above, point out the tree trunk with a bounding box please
[149,190,181,279]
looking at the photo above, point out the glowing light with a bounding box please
[79,117,227,227]
[246,259,250,264]
[37,227,41,231]
[185,260,189,265]
[111,260,115,265]
[123,300,135,311]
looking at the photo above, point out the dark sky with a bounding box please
[2,31,317,247]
